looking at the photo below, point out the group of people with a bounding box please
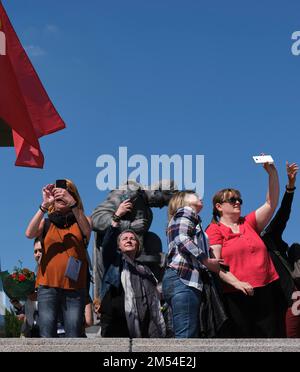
[22,160,300,338]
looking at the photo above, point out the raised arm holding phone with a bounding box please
[25,179,92,338]
[261,162,300,337]
[206,157,281,337]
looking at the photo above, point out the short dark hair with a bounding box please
[34,236,41,245]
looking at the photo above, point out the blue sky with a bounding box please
[1,0,300,276]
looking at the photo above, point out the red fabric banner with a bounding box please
[0,3,65,168]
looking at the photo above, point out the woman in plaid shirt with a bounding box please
[162,191,222,338]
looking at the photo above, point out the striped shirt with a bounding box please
[166,206,209,291]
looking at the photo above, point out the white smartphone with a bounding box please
[252,155,274,164]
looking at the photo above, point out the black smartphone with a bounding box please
[120,193,137,203]
[55,179,67,189]
[220,263,230,272]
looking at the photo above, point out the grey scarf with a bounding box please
[121,255,166,338]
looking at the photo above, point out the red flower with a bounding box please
[11,273,16,279]
[18,274,26,282]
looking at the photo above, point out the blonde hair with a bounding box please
[211,188,241,223]
[168,190,197,222]
[48,179,84,214]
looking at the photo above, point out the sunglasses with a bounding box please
[34,249,42,254]
[222,197,243,205]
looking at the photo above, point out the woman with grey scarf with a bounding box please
[99,199,166,338]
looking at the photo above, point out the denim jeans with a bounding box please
[162,268,201,338]
[37,286,86,338]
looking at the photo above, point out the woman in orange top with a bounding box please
[25,179,92,338]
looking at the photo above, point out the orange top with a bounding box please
[36,222,87,290]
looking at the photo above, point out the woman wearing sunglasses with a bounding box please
[206,163,280,337]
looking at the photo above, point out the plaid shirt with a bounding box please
[166,206,209,291]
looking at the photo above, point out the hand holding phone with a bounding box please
[115,198,133,218]
[42,184,55,207]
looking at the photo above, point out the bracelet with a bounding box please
[70,202,78,209]
[39,205,48,214]
[286,186,296,192]
[112,214,121,223]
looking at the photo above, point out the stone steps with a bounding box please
[0,338,300,352]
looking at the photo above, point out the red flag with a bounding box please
[0,2,65,168]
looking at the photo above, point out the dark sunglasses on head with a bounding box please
[222,197,243,205]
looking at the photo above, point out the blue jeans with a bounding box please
[162,268,201,338]
[37,286,86,338]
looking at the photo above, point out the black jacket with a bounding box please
[100,226,166,338]
[261,191,295,307]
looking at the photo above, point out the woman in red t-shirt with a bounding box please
[206,163,281,337]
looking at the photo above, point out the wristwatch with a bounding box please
[112,214,121,223]
[70,202,78,209]
[286,186,296,192]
